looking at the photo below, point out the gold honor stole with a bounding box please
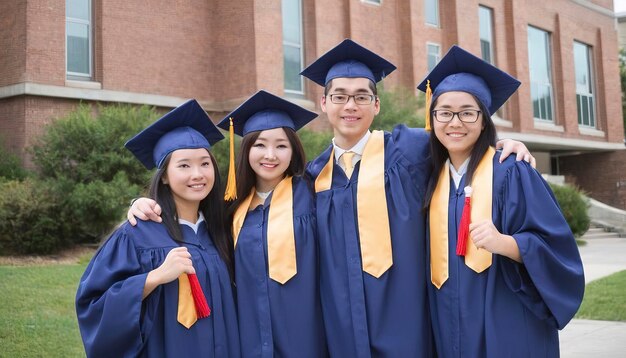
[429,147,495,288]
[314,130,392,278]
[232,176,297,284]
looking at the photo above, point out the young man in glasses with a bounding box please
[302,39,532,357]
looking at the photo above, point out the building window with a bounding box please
[573,41,595,127]
[427,43,441,71]
[282,0,304,94]
[479,6,494,64]
[527,26,554,122]
[66,0,92,78]
[425,0,439,27]
[362,0,382,4]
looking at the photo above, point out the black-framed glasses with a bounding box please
[432,109,482,123]
[328,94,376,105]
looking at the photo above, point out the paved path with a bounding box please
[559,235,626,357]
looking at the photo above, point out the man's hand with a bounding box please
[127,197,162,226]
[496,139,536,168]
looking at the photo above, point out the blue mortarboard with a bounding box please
[300,39,397,86]
[217,90,318,137]
[416,45,521,116]
[125,99,224,169]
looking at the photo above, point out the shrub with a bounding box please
[375,86,425,131]
[0,178,69,254]
[0,103,158,254]
[0,137,29,181]
[549,182,590,237]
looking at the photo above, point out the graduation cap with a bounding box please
[416,45,521,130]
[125,99,224,169]
[216,90,318,136]
[300,38,397,86]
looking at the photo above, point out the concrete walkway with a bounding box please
[559,235,626,357]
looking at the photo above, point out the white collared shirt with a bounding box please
[333,130,371,173]
[448,157,470,189]
[179,211,205,234]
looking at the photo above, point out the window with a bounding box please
[425,0,439,27]
[427,43,441,71]
[479,6,494,64]
[527,26,554,121]
[282,0,304,94]
[66,0,92,78]
[573,41,595,127]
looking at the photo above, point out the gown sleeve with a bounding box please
[497,160,585,329]
[75,224,152,358]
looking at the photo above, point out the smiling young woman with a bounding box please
[419,45,584,358]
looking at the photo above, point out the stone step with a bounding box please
[581,231,621,239]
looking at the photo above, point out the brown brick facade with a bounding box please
[1,0,625,207]
[559,150,626,210]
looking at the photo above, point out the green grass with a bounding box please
[0,263,87,357]
[575,270,626,321]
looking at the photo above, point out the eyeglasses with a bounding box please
[328,94,376,105]
[432,109,482,123]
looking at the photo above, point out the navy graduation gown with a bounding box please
[306,125,435,357]
[235,176,327,358]
[76,220,240,358]
[427,153,585,358]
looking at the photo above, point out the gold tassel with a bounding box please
[224,117,237,201]
[424,80,432,132]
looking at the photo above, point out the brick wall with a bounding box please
[559,150,626,210]
[0,0,26,86]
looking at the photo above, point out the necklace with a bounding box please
[256,190,272,200]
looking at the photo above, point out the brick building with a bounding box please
[1,0,625,208]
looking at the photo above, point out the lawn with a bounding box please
[575,270,626,321]
[1,257,623,356]
[0,262,88,357]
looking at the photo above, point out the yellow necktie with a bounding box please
[232,177,297,284]
[429,147,495,288]
[177,274,197,329]
[315,131,392,278]
[342,151,355,178]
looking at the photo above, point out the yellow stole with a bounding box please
[315,130,392,278]
[429,147,495,288]
[232,176,296,284]
[177,274,197,328]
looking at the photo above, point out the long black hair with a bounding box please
[226,127,307,219]
[149,151,234,279]
[423,94,497,210]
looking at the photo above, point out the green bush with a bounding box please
[0,103,158,254]
[0,137,29,181]
[549,182,590,237]
[375,86,425,131]
[0,178,69,254]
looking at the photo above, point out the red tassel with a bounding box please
[456,186,473,256]
[187,273,211,318]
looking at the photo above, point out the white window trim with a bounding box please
[528,26,555,123]
[425,0,440,27]
[573,41,596,128]
[65,0,93,79]
[478,5,495,64]
[426,42,441,71]
[283,0,305,95]
[361,0,382,5]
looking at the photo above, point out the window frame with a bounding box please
[282,0,305,95]
[527,25,555,122]
[573,41,596,128]
[65,0,93,79]
[425,0,440,27]
[478,5,495,64]
[426,42,441,72]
